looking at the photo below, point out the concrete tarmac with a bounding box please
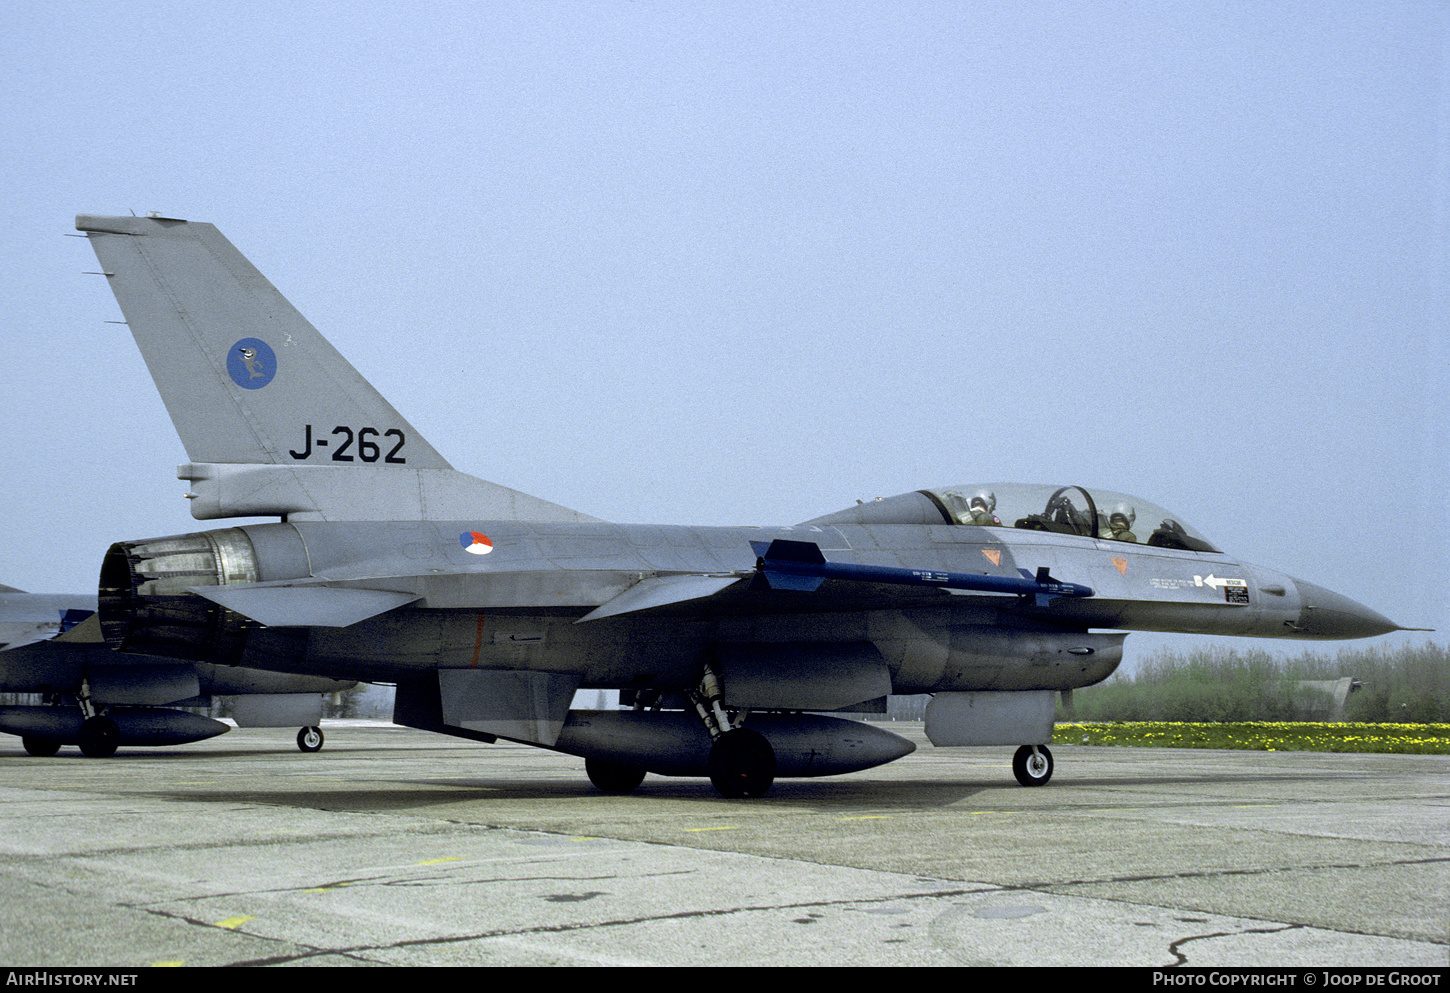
[0,720,1445,967]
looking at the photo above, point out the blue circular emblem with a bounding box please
[227,338,276,389]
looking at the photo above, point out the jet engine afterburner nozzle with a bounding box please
[99,528,260,664]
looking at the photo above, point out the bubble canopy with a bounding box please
[924,484,1220,552]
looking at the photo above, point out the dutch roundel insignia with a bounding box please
[461,531,494,555]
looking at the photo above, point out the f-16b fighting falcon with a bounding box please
[74,213,1416,797]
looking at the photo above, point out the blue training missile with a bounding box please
[749,539,1093,605]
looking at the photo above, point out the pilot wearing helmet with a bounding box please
[966,490,1000,526]
[1106,502,1137,542]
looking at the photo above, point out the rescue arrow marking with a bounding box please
[1195,574,1247,591]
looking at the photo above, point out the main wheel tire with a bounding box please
[1012,744,1053,786]
[22,736,61,757]
[708,728,776,798]
[585,758,646,794]
[297,726,324,752]
[78,717,120,759]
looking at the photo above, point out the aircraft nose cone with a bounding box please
[1290,578,1400,640]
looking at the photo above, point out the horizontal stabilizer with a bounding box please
[53,612,104,644]
[186,584,418,627]
[177,462,601,524]
[576,574,742,623]
[0,593,100,651]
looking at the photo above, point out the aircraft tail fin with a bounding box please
[77,214,599,523]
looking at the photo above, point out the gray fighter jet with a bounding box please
[74,213,1416,797]
[1,584,354,756]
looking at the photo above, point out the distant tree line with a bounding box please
[1058,642,1448,723]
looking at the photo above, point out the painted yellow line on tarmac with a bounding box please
[213,915,254,930]
[683,825,738,832]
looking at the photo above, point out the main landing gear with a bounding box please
[581,666,779,799]
[297,726,325,752]
[585,757,646,794]
[707,727,776,798]
[694,663,775,799]
[22,736,61,757]
[78,715,120,759]
[1012,744,1053,786]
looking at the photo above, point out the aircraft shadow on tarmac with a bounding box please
[113,767,1365,816]
[86,768,986,810]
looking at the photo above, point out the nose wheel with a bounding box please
[297,726,324,752]
[1012,744,1053,786]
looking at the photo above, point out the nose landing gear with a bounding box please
[1012,744,1053,786]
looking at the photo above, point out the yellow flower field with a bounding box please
[1055,722,1450,754]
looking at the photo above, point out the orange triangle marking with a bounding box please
[982,549,1001,566]
[1110,557,1128,575]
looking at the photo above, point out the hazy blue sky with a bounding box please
[2,2,1444,660]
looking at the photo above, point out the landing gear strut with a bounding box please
[1012,744,1053,786]
[76,676,119,758]
[691,662,776,798]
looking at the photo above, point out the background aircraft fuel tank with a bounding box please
[552,710,914,777]
[0,706,229,746]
